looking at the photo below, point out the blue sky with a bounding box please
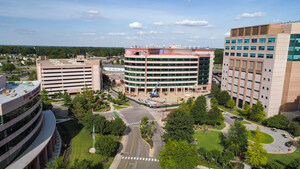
[0,0,299,48]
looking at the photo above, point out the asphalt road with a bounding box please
[110,92,161,169]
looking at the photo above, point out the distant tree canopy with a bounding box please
[214,49,223,64]
[0,46,124,58]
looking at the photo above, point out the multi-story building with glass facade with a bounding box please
[221,21,300,117]
[36,55,102,95]
[124,48,214,95]
[0,75,59,169]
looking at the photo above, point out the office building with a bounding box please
[221,21,300,117]
[0,76,59,168]
[36,55,103,95]
[124,48,215,95]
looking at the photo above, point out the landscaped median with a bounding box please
[247,130,274,144]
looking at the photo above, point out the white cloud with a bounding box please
[190,36,201,39]
[172,31,185,34]
[235,12,266,20]
[82,32,96,36]
[136,31,147,35]
[107,32,126,36]
[129,22,143,29]
[225,32,230,36]
[189,40,196,42]
[210,36,217,40]
[175,20,210,27]
[83,10,101,20]
[16,28,36,35]
[272,19,283,23]
[154,22,164,26]
[125,36,137,40]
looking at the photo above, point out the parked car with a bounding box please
[222,111,228,115]
[282,134,288,138]
[235,117,244,121]
[285,141,293,147]
[230,116,238,119]
[271,128,277,132]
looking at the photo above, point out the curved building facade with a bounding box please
[0,76,58,169]
[124,48,215,95]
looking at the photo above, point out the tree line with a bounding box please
[0,46,124,58]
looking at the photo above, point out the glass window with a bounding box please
[231,46,235,50]
[232,39,236,43]
[267,46,274,50]
[225,46,229,50]
[236,53,241,56]
[251,46,256,50]
[243,53,248,57]
[238,39,243,43]
[230,52,235,56]
[226,40,230,43]
[266,54,273,58]
[268,38,275,42]
[244,39,250,43]
[252,39,257,43]
[258,54,264,58]
[259,46,265,50]
[259,38,266,43]
[250,53,256,58]
[243,46,249,50]
[237,46,242,50]
[225,52,229,56]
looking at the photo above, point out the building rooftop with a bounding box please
[8,110,56,169]
[37,59,93,66]
[0,81,40,105]
[126,48,214,56]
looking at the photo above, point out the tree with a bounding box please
[94,115,111,134]
[163,108,194,142]
[29,70,37,80]
[211,85,221,99]
[225,121,248,155]
[214,49,223,64]
[248,101,265,122]
[206,106,224,126]
[46,156,70,169]
[211,149,221,163]
[245,127,268,167]
[218,151,234,168]
[63,92,72,106]
[241,103,250,116]
[262,114,290,130]
[227,99,235,110]
[71,102,86,124]
[95,135,118,157]
[70,159,93,169]
[287,122,300,137]
[71,94,87,107]
[110,118,126,136]
[158,139,200,169]
[265,161,285,169]
[82,112,96,132]
[41,88,49,101]
[211,97,219,107]
[287,158,300,169]
[2,62,16,73]
[218,91,230,106]
[7,75,20,81]
[177,101,190,113]
[42,101,53,110]
[186,97,194,109]
[83,87,94,103]
[190,95,207,124]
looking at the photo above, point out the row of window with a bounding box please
[0,105,41,142]
[125,67,198,72]
[226,38,275,44]
[125,72,198,77]
[125,77,197,82]
[42,71,91,74]
[225,52,273,58]
[125,58,198,62]
[126,63,198,67]
[0,95,41,124]
[225,46,274,51]
[125,82,195,87]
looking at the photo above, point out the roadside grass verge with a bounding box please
[248,130,274,144]
[193,130,224,151]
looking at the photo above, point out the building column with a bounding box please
[181,88,183,94]
[183,88,186,95]
[175,88,177,95]
[188,87,190,93]
[43,148,48,164]
[128,87,131,93]
[34,156,40,169]
[52,136,55,152]
[48,140,53,158]
[160,88,163,96]
[168,88,170,94]
[135,88,138,95]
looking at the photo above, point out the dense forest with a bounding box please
[0,46,125,58]
[214,49,223,65]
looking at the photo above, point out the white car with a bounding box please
[222,111,228,115]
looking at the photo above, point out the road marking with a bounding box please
[122,156,159,162]
[124,127,135,169]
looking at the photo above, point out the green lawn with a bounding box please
[267,148,300,165]
[196,122,226,131]
[94,106,110,112]
[193,130,224,151]
[248,130,274,144]
[70,126,114,169]
[240,121,251,125]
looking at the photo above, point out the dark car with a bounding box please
[282,134,288,138]
[230,116,238,119]
[292,116,300,122]
[271,128,277,132]
[285,141,293,147]
[235,117,244,121]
